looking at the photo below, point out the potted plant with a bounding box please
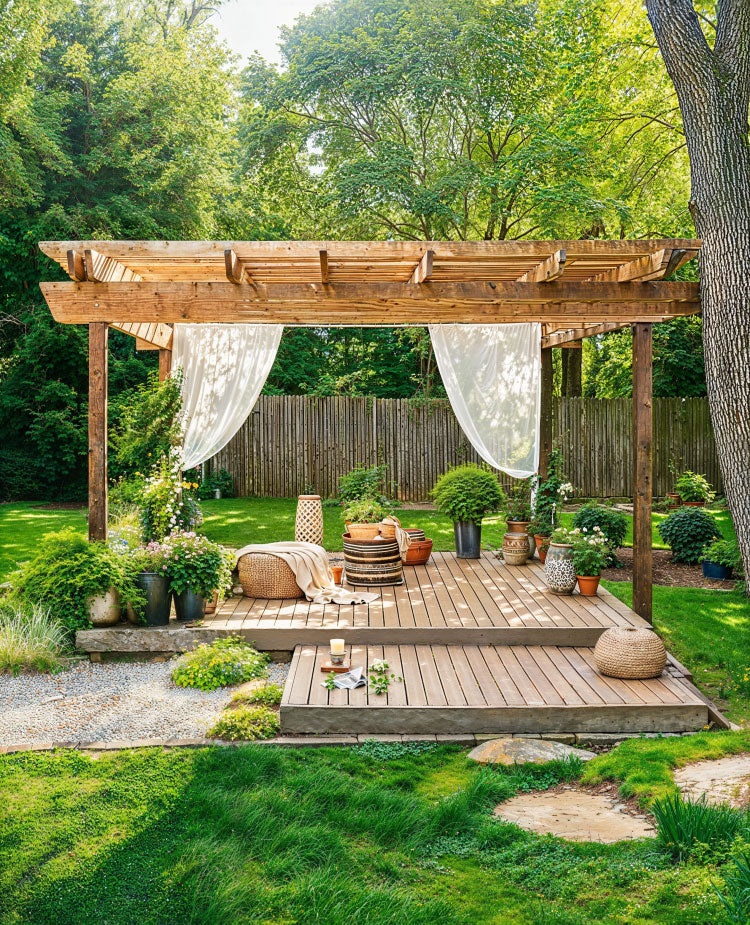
[675,470,715,507]
[124,542,172,626]
[343,497,391,541]
[544,526,578,594]
[503,479,534,565]
[700,539,742,580]
[432,465,504,558]
[666,456,682,507]
[528,515,553,563]
[571,527,611,596]
[163,531,233,622]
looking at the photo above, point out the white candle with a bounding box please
[330,638,345,656]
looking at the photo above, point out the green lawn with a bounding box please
[0,739,745,924]
[0,502,88,582]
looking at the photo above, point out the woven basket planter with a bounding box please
[377,515,401,539]
[343,533,403,587]
[594,626,666,679]
[295,495,324,546]
[237,553,304,600]
[404,528,426,541]
[346,522,381,541]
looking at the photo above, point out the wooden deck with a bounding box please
[281,643,708,734]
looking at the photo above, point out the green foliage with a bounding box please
[208,706,280,741]
[700,539,743,574]
[343,497,391,524]
[232,682,284,707]
[573,503,627,565]
[675,470,715,504]
[432,465,504,525]
[570,528,610,576]
[0,601,67,674]
[506,480,533,522]
[717,851,750,923]
[111,371,183,479]
[162,531,233,599]
[188,467,234,500]
[338,465,390,505]
[9,528,139,635]
[139,452,202,541]
[368,657,402,696]
[171,636,269,691]
[531,445,568,532]
[652,793,750,863]
[658,508,722,564]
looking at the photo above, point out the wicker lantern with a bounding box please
[295,494,324,546]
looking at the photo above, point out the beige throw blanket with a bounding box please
[234,541,378,605]
[380,517,413,558]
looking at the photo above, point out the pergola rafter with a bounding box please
[38,237,703,623]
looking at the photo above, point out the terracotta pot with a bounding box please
[544,543,576,594]
[403,537,433,566]
[204,590,220,614]
[683,500,705,507]
[87,588,121,626]
[576,575,601,596]
[502,521,531,566]
[331,565,344,585]
[534,534,550,564]
[666,492,681,508]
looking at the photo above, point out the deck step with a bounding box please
[280,644,708,736]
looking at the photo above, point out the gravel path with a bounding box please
[0,659,289,746]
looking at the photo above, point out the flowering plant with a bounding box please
[571,527,610,576]
[140,449,203,541]
[162,530,233,599]
[550,525,576,545]
[129,541,170,574]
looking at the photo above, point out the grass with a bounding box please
[0,502,87,581]
[0,742,742,924]
[602,581,750,725]
[0,602,67,673]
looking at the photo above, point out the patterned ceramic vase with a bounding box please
[544,543,577,594]
[295,494,324,546]
[502,521,531,565]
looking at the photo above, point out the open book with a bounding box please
[322,666,366,690]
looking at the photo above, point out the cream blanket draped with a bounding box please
[234,542,378,605]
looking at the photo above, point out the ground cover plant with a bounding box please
[0,741,743,924]
[0,602,67,674]
[171,636,269,691]
[208,705,280,740]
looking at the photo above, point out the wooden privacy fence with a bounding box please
[208,395,720,501]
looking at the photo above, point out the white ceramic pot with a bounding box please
[87,588,121,626]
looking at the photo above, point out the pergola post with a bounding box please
[158,347,172,382]
[88,322,108,542]
[539,347,553,477]
[632,322,653,622]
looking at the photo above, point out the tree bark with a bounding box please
[647,0,750,585]
[561,348,582,397]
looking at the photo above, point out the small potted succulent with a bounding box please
[528,515,553,564]
[571,527,611,596]
[700,539,742,580]
[343,497,391,541]
[675,470,715,507]
[163,531,233,622]
[432,465,504,558]
[124,542,172,626]
[503,480,534,565]
[544,526,578,594]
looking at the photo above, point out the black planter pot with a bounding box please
[702,560,733,580]
[454,520,481,559]
[136,572,172,626]
[174,589,207,622]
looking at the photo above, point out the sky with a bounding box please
[213,0,325,65]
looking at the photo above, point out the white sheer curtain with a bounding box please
[171,323,282,469]
[428,323,542,478]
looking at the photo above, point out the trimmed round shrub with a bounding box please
[172,636,269,690]
[572,503,628,564]
[208,706,280,741]
[432,464,504,525]
[657,508,722,564]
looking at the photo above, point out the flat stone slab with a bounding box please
[495,789,655,843]
[674,754,750,808]
[468,736,595,766]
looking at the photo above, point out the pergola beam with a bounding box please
[586,247,694,284]
[66,249,87,281]
[518,248,566,283]
[110,321,173,350]
[541,321,629,348]
[84,249,142,283]
[410,249,434,284]
[632,322,653,622]
[319,248,329,284]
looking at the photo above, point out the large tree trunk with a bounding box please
[561,348,582,397]
[647,0,750,584]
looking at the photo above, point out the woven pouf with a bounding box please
[295,494,324,546]
[237,553,304,599]
[594,626,666,679]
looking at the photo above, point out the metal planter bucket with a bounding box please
[136,572,172,626]
[454,521,481,559]
[174,589,207,622]
[702,560,733,580]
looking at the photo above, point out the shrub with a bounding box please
[188,467,234,500]
[432,465,504,525]
[10,529,141,635]
[339,465,390,505]
[675,470,715,504]
[208,705,280,741]
[171,636,269,690]
[658,507,722,564]
[343,497,391,523]
[111,370,183,478]
[506,479,533,522]
[700,539,744,575]
[162,531,233,599]
[0,602,67,674]
[717,851,750,923]
[652,793,750,862]
[232,682,284,706]
[573,503,628,552]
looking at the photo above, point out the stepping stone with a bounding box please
[467,736,595,766]
[494,789,655,843]
[674,754,750,808]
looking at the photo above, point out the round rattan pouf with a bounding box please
[237,553,304,599]
[594,626,666,679]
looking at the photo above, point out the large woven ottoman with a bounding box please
[237,552,304,599]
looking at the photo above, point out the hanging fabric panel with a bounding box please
[171,323,283,469]
[428,323,542,478]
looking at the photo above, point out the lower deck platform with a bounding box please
[280,643,709,735]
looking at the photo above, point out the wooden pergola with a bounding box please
[38,238,702,622]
